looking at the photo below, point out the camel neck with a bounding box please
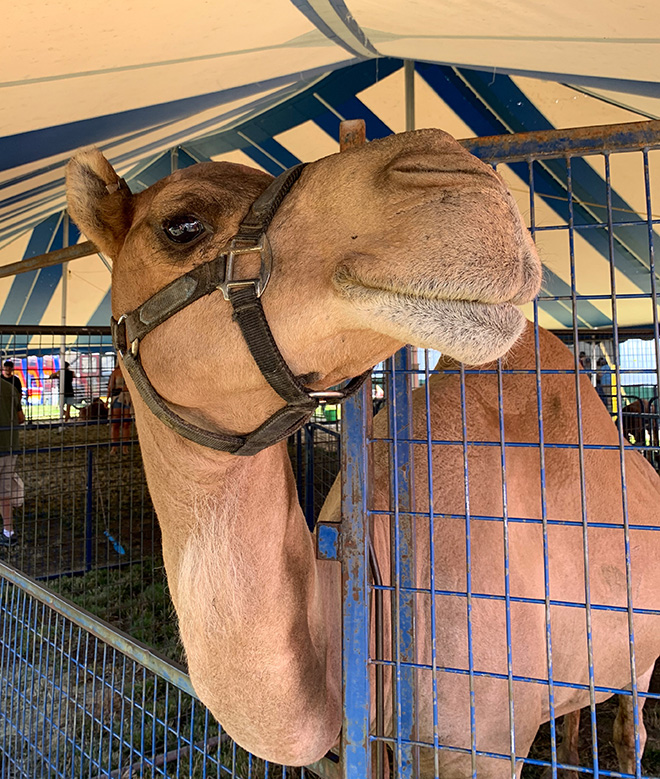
[138,406,295,494]
[133,403,303,567]
[130,397,341,761]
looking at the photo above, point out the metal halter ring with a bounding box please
[217,234,273,301]
[115,314,140,358]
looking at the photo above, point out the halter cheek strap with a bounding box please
[112,164,371,456]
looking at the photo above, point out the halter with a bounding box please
[111,164,370,456]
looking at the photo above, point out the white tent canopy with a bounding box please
[2,0,660,330]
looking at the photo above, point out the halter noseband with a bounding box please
[111,163,370,456]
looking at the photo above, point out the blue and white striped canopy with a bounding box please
[2,1,660,331]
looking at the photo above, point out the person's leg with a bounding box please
[0,456,16,543]
[0,495,13,536]
[121,405,132,452]
[111,405,121,453]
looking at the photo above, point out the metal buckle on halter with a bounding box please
[307,389,348,401]
[115,315,140,358]
[217,234,272,301]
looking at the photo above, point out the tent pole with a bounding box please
[404,61,420,389]
[59,214,69,424]
[404,60,415,133]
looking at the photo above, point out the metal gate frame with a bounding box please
[0,560,339,778]
[334,120,660,778]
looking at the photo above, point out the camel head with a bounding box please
[66,131,541,436]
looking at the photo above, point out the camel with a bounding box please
[65,129,544,770]
[318,321,660,777]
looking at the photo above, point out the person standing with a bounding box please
[107,363,132,454]
[48,361,76,422]
[0,377,24,547]
[2,360,23,397]
[62,362,76,421]
[596,356,613,412]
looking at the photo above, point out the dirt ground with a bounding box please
[0,419,159,580]
[524,662,660,777]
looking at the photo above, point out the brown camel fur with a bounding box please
[65,129,544,768]
[319,322,660,776]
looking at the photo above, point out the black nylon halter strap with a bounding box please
[116,253,228,347]
[229,284,317,404]
[117,338,318,456]
[111,162,371,456]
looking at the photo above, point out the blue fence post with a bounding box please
[85,448,94,572]
[305,424,316,531]
[391,346,417,777]
[295,428,303,507]
[341,377,372,778]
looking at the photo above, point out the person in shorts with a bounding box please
[48,361,76,421]
[0,377,24,547]
[107,362,132,455]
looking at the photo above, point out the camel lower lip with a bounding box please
[342,283,526,363]
[342,280,518,310]
[385,294,521,322]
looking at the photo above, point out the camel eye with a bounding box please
[163,215,205,244]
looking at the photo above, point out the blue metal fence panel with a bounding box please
[346,122,660,779]
[340,379,372,779]
[390,347,418,779]
[0,561,336,779]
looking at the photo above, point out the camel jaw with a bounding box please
[337,281,527,365]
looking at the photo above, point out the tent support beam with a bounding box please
[58,214,70,422]
[0,241,98,279]
[3,117,660,284]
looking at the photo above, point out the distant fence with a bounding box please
[0,327,166,657]
[0,325,116,422]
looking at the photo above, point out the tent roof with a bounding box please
[2,1,660,332]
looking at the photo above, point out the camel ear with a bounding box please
[66,148,134,258]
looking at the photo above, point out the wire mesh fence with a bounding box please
[0,562,335,779]
[292,423,341,529]
[337,123,660,779]
[0,328,171,661]
[3,122,660,779]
